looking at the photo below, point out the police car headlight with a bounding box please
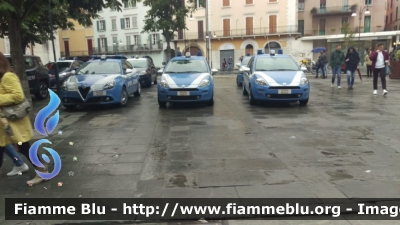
[255,78,268,86]
[61,80,68,90]
[103,80,116,90]
[300,76,309,85]
[198,79,210,87]
[160,80,169,88]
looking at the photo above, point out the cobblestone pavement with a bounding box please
[1,75,400,225]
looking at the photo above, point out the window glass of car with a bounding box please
[24,57,35,69]
[77,61,121,75]
[71,61,82,69]
[57,62,72,71]
[255,57,300,71]
[34,57,44,67]
[247,57,254,73]
[165,59,208,73]
[127,59,147,68]
[241,57,251,66]
[122,60,133,74]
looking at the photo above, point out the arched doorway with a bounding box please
[185,46,201,56]
[264,41,281,54]
[245,44,254,56]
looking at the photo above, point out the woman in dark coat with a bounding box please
[345,47,360,90]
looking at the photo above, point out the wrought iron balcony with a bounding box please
[311,5,356,16]
[92,43,163,54]
[209,26,300,39]
[302,25,385,37]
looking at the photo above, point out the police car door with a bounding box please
[243,57,254,92]
[123,60,135,94]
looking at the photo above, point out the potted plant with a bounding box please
[311,7,317,14]
[389,50,400,79]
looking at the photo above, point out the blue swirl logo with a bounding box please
[29,89,62,180]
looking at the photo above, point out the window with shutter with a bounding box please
[178,29,183,39]
[223,0,229,7]
[269,0,277,2]
[125,18,131,29]
[223,19,230,36]
[121,18,125,29]
[131,0,136,7]
[246,0,253,5]
[246,17,253,35]
[319,19,326,35]
[112,19,116,30]
[132,17,137,28]
[104,38,108,52]
[97,21,100,31]
[126,36,131,46]
[133,35,138,45]
[198,21,204,38]
[138,35,141,45]
[97,38,101,51]
[269,15,277,33]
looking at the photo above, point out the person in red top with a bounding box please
[369,43,390,95]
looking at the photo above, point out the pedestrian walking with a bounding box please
[315,51,328,78]
[329,45,345,89]
[365,49,373,78]
[345,47,360,90]
[228,57,233,70]
[222,58,227,71]
[3,144,29,176]
[369,43,390,95]
[0,52,47,185]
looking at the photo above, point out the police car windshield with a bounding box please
[127,60,147,68]
[77,62,121,75]
[241,57,251,65]
[255,57,299,71]
[165,59,208,73]
[56,62,72,70]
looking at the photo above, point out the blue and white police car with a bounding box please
[242,50,310,106]
[157,51,218,107]
[60,55,141,109]
[236,53,252,87]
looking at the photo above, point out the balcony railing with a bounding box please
[311,5,356,16]
[92,43,163,54]
[61,51,88,57]
[302,26,385,36]
[211,26,299,38]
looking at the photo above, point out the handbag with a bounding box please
[385,65,391,75]
[1,98,32,120]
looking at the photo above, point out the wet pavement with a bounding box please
[1,74,400,224]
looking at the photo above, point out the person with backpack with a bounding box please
[329,45,345,89]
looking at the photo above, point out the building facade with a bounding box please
[385,0,399,31]
[207,0,301,69]
[93,0,175,67]
[0,36,60,64]
[298,0,386,62]
[58,19,95,58]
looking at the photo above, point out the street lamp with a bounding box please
[189,13,194,21]
[352,5,370,58]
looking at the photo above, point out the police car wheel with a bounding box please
[35,81,49,100]
[249,88,256,105]
[207,95,214,106]
[299,98,309,106]
[120,88,129,106]
[134,82,141,97]
[158,99,167,107]
[236,77,242,87]
[242,84,248,95]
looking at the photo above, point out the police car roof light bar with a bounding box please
[270,50,276,56]
[197,51,202,56]
[257,50,263,55]
[177,52,182,57]
[92,55,127,60]
[185,52,191,58]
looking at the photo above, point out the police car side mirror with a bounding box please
[211,68,218,75]
[242,67,250,73]
[300,67,307,72]
[126,69,133,73]
[71,70,76,75]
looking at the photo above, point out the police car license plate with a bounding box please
[177,91,190,96]
[93,91,106,96]
[278,89,291,94]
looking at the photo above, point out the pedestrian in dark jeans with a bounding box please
[345,46,360,90]
[315,51,327,78]
[369,43,389,96]
[329,45,345,89]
